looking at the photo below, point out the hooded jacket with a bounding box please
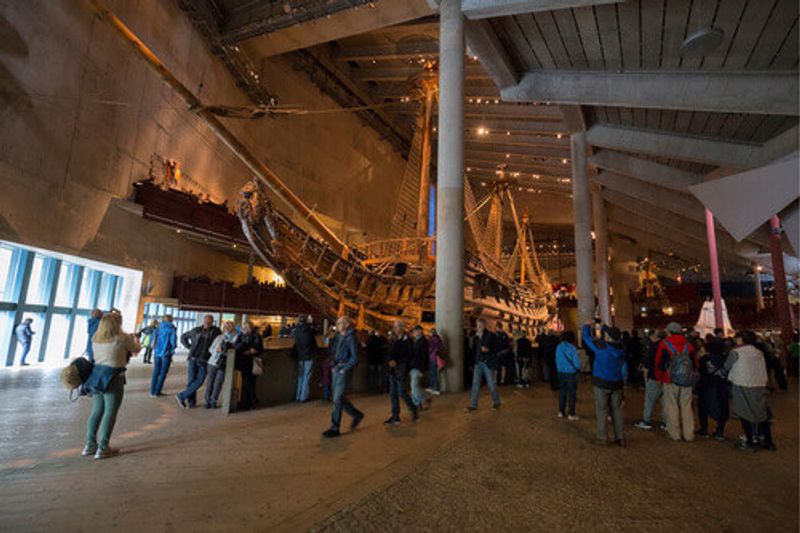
[581,325,627,389]
[152,321,178,358]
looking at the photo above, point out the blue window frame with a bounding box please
[1,242,128,367]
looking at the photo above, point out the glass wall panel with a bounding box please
[45,314,71,364]
[97,273,115,311]
[78,269,99,309]
[0,311,14,363]
[70,314,89,358]
[55,263,80,308]
[25,255,55,306]
[0,246,26,303]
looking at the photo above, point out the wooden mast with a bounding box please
[85,0,349,256]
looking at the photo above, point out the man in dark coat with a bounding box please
[293,315,318,402]
[466,318,501,411]
[385,320,418,425]
[176,315,221,408]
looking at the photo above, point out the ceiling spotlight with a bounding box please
[562,158,568,164]
[477,126,488,135]
[681,27,725,57]
[556,134,562,139]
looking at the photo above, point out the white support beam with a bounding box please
[501,70,799,115]
[589,150,703,193]
[243,0,434,56]
[586,124,762,168]
[594,171,705,223]
[462,0,623,19]
[601,187,769,252]
[607,221,746,269]
[464,19,519,90]
[607,206,748,266]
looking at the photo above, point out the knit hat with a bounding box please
[666,322,683,334]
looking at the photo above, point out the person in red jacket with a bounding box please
[654,322,699,441]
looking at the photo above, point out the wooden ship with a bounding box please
[237,66,556,332]
[88,2,555,332]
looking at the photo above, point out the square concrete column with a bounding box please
[591,186,611,325]
[435,0,465,391]
[571,132,594,326]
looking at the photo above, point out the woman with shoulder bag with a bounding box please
[205,321,238,409]
[83,313,140,459]
[235,321,263,410]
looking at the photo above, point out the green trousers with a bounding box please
[85,374,125,450]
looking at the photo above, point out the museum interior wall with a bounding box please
[0,0,407,303]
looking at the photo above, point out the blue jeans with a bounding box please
[388,372,416,419]
[330,370,361,430]
[557,372,578,416]
[296,360,314,402]
[178,357,207,406]
[18,341,31,364]
[470,362,500,408]
[150,356,172,396]
[409,369,425,405]
[428,364,440,391]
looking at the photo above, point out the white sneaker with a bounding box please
[81,445,97,457]
[94,447,119,460]
[568,415,580,421]
[557,412,564,418]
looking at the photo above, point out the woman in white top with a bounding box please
[83,313,140,459]
[724,330,774,452]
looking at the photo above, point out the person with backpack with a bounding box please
[724,331,775,451]
[555,330,581,420]
[149,315,177,398]
[82,313,140,459]
[582,323,627,447]
[654,322,699,442]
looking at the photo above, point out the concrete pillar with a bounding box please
[435,0,465,391]
[592,186,611,325]
[754,265,765,311]
[571,132,594,326]
[704,209,724,329]
[417,88,434,241]
[769,215,794,373]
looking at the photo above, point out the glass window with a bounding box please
[55,263,79,308]
[70,314,89,358]
[0,246,26,303]
[113,276,124,308]
[18,312,46,363]
[78,269,99,309]
[97,273,115,311]
[45,314,71,365]
[25,255,55,306]
[0,311,14,363]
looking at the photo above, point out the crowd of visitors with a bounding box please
[64,305,792,458]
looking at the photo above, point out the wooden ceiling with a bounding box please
[179,0,799,270]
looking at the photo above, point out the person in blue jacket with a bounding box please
[149,315,178,398]
[582,322,628,447]
[555,330,581,420]
[85,309,103,362]
[14,318,35,366]
[322,315,365,438]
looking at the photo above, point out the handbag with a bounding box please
[252,357,264,376]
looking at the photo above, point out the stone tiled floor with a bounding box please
[0,363,797,532]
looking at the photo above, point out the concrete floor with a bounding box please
[0,362,797,532]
